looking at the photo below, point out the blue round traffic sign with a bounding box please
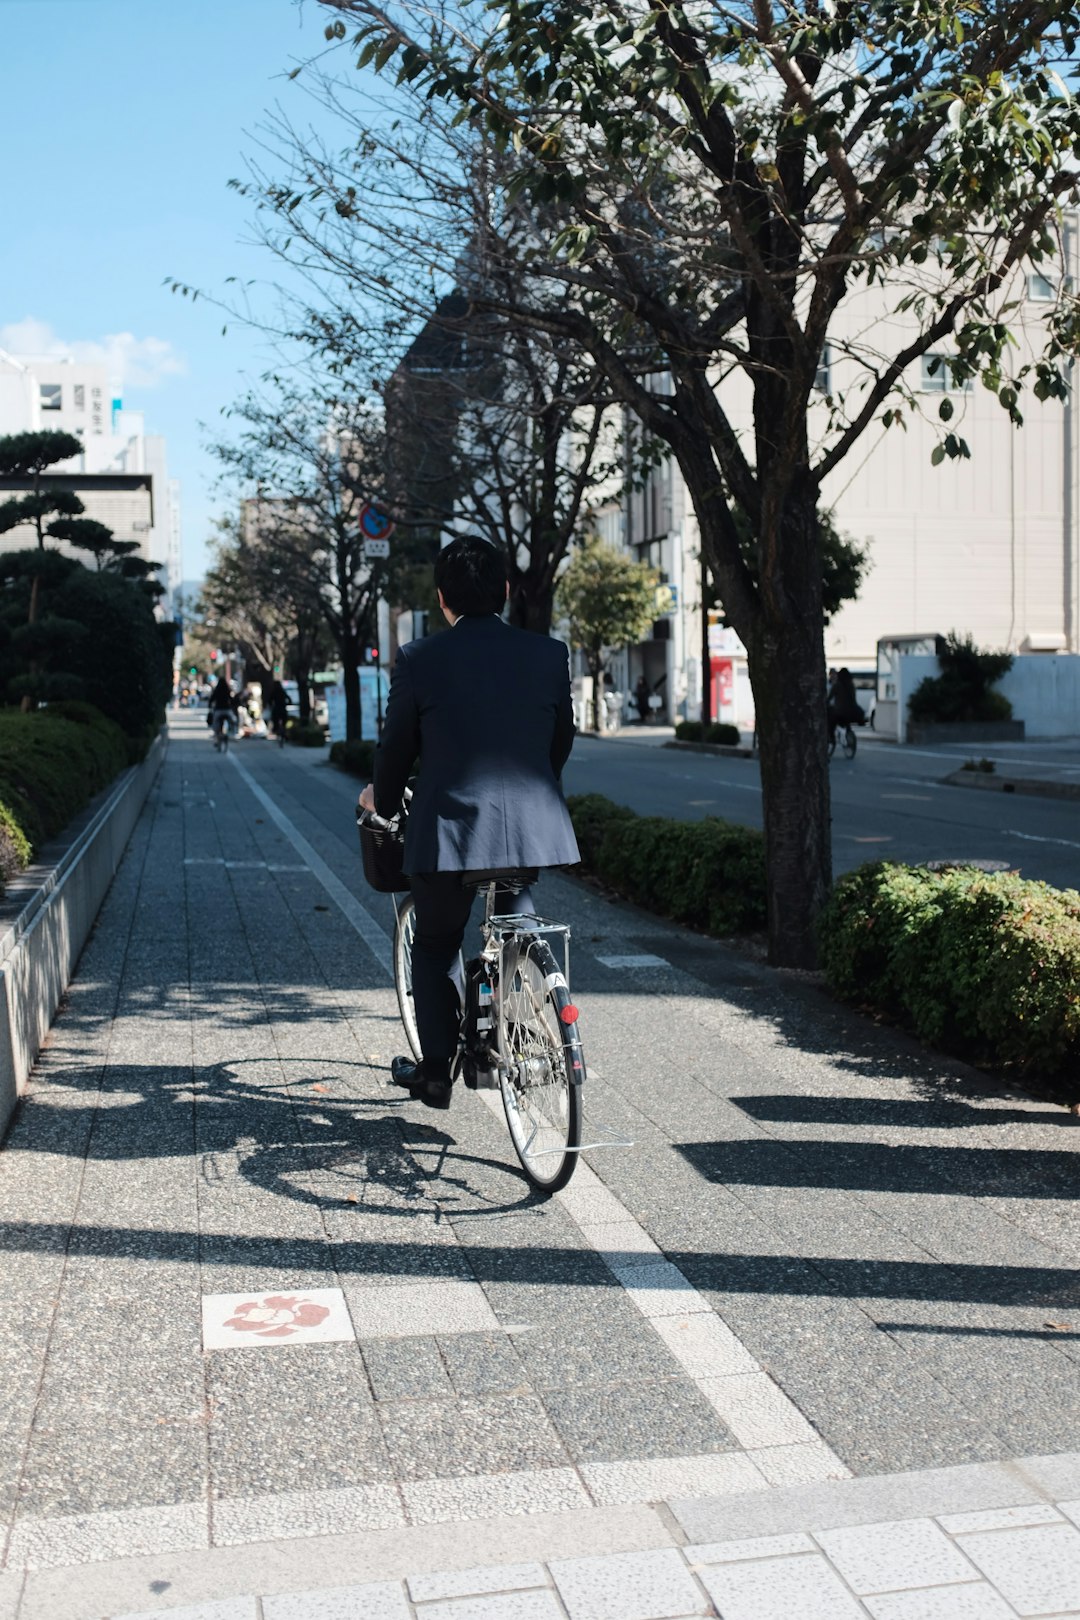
[359,502,395,542]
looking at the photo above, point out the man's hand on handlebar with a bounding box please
[358,783,376,814]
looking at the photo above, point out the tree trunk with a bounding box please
[589,653,604,732]
[508,569,555,634]
[744,485,832,968]
[688,464,831,967]
[342,630,362,742]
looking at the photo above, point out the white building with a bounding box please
[595,250,1079,731]
[0,347,182,610]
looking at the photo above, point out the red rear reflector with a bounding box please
[560,1005,580,1024]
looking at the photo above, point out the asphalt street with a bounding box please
[563,731,1080,890]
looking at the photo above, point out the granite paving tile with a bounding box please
[549,1547,708,1620]
[206,1343,392,1497]
[345,1277,499,1339]
[953,1521,1080,1614]
[400,1466,588,1524]
[436,1331,529,1397]
[542,1375,736,1464]
[14,1410,208,1519]
[360,1335,455,1401]
[863,1586,1019,1619]
[815,1517,977,1593]
[377,1394,569,1481]
[211,1482,404,1544]
[511,1318,686,1392]
[697,1550,868,1618]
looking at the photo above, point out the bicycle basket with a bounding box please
[356,811,407,893]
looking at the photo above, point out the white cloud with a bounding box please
[0,317,187,390]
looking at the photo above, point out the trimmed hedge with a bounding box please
[567,793,766,936]
[286,719,327,748]
[329,738,376,777]
[0,705,129,894]
[674,720,741,746]
[819,861,1080,1087]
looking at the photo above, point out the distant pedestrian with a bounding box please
[634,675,650,724]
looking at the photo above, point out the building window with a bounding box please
[73,384,85,410]
[814,344,831,394]
[920,354,971,393]
[1028,271,1056,302]
[40,383,62,412]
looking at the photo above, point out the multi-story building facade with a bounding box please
[0,346,182,611]
[595,243,1079,729]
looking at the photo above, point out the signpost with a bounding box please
[358,503,395,736]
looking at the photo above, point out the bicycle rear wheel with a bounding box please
[393,894,424,1063]
[843,725,857,759]
[497,935,582,1193]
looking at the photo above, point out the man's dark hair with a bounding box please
[434,535,507,617]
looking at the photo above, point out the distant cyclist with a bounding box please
[208,675,237,747]
[827,666,861,750]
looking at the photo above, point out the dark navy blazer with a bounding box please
[373,614,581,875]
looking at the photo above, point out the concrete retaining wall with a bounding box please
[0,734,164,1138]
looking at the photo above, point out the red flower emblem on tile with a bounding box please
[223,1295,331,1339]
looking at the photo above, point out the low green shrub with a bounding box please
[286,719,326,748]
[908,632,1013,724]
[819,861,1080,1087]
[329,738,376,777]
[0,803,30,890]
[0,706,131,892]
[673,720,741,746]
[567,793,766,936]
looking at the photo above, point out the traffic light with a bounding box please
[365,645,379,665]
[189,665,197,677]
[210,650,217,663]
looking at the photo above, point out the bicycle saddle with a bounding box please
[459,867,539,891]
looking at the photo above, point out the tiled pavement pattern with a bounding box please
[2,711,1080,1617]
[98,1494,1080,1620]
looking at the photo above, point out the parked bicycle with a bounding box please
[358,799,585,1192]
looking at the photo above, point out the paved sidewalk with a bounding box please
[2,712,1079,1618]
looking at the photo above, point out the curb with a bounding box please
[0,733,165,1136]
[663,739,756,758]
[943,769,1080,802]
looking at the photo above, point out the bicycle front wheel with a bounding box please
[497,935,582,1193]
[843,726,857,759]
[393,894,423,1062]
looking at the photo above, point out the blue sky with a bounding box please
[0,0,354,583]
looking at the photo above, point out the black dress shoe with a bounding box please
[390,1056,423,1093]
[389,1056,452,1110]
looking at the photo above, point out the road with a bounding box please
[563,731,1080,889]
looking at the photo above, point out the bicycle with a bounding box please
[211,711,235,753]
[359,803,585,1193]
[829,722,857,760]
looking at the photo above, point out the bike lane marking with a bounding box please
[232,748,848,1495]
[228,752,393,978]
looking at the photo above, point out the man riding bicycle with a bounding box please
[358,536,579,1110]
[208,675,237,746]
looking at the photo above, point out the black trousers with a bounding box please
[407,872,535,1079]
